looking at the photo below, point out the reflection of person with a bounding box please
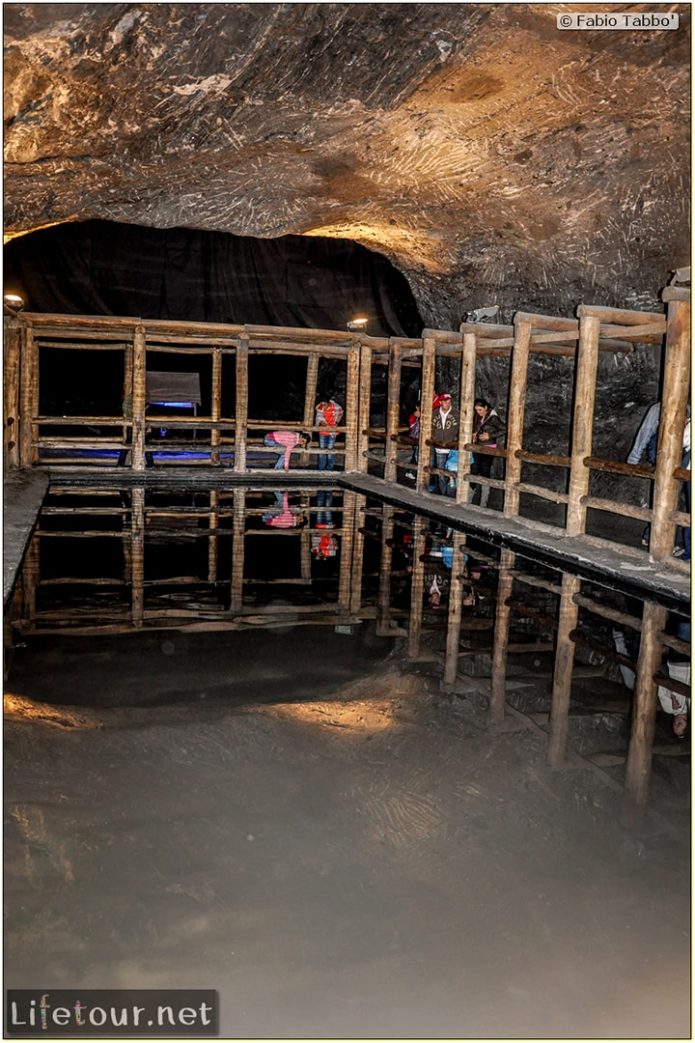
[316,488,334,528]
[657,619,691,738]
[471,399,504,507]
[431,393,459,495]
[262,491,306,528]
[264,430,310,470]
[312,532,338,559]
[315,399,343,470]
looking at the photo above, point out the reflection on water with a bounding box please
[6,483,691,806]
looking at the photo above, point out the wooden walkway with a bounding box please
[3,470,48,605]
[340,472,690,607]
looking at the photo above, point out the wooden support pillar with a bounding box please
[131,324,146,472]
[443,532,467,685]
[122,340,133,463]
[210,347,222,465]
[4,318,21,470]
[300,494,312,582]
[356,340,373,474]
[344,341,361,471]
[456,332,476,505]
[234,332,249,473]
[503,319,532,517]
[376,506,395,635]
[384,340,402,482]
[19,322,38,466]
[230,488,246,612]
[338,491,357,612]
[208,489,219,583]
[489,549,515,725]
[302,353,320,468]
[407,517,427,658]
[566,311,601,535]
[624,600,669,809]
[547,572,581,767]
[649,297,691,562]
[21,536,39,625]
[350,499,366,613]
[416,335,436,494]
[130,486,145,628]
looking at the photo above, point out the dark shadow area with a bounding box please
[4,220,423,336]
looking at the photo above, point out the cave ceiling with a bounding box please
[3,2,691,326]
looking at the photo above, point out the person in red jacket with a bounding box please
[315,399,344,470]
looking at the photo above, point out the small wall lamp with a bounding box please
[4,293,25,315]
[347,317,368,333]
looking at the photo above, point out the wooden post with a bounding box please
[547,573,581,767]
[566,311,601,535]
[356,340,373,474]
[344,341,360,471]
[384,340,402,481]
[416,335,436,494]
[122,340,133,463]
[210,347,222,465]
[338,491,357,612]
[649,297,690,562]
[300,493,312,582]
[21,536,39,625]
[208,489,219,583]
[230,488,246,612]
[443,531,467,685]
[377,506,395,635]
[624,600,669,809]
[503,318,532,517]
[407,517,427,658]
[131,324,146,472]
[131,486,145,628]
[489,549,515,725]
[350,499,366,613]
[302,353,320,467]
[456,332,476,505]
[19,322,38,466]
[234,331,249,473]
[4,318,21,470]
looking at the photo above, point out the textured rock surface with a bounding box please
[4,3,690,327]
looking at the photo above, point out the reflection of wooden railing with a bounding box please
[15,487,373,635]
[400,519,690,813]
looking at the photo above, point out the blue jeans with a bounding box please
[264,433,286,470]
[316,488,334,526]
[318,433,336,471]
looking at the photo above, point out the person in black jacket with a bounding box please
[471,399,504,507]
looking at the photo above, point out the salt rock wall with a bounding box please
[4,2,690,327]
[3,3,689,468]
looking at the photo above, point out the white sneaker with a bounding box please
[405,472,416,480]
[673,545,686,557]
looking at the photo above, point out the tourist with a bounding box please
[262,491,307,528]
[431,392,459,494]
[264,429,310,470]
[471,398,504,507]
[314,398,343,470]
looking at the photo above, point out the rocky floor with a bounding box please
[4,628,690,1039]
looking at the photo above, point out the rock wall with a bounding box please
[3,3,688,464]
[4,3,689,323]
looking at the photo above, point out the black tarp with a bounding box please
[4,220,423,337]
